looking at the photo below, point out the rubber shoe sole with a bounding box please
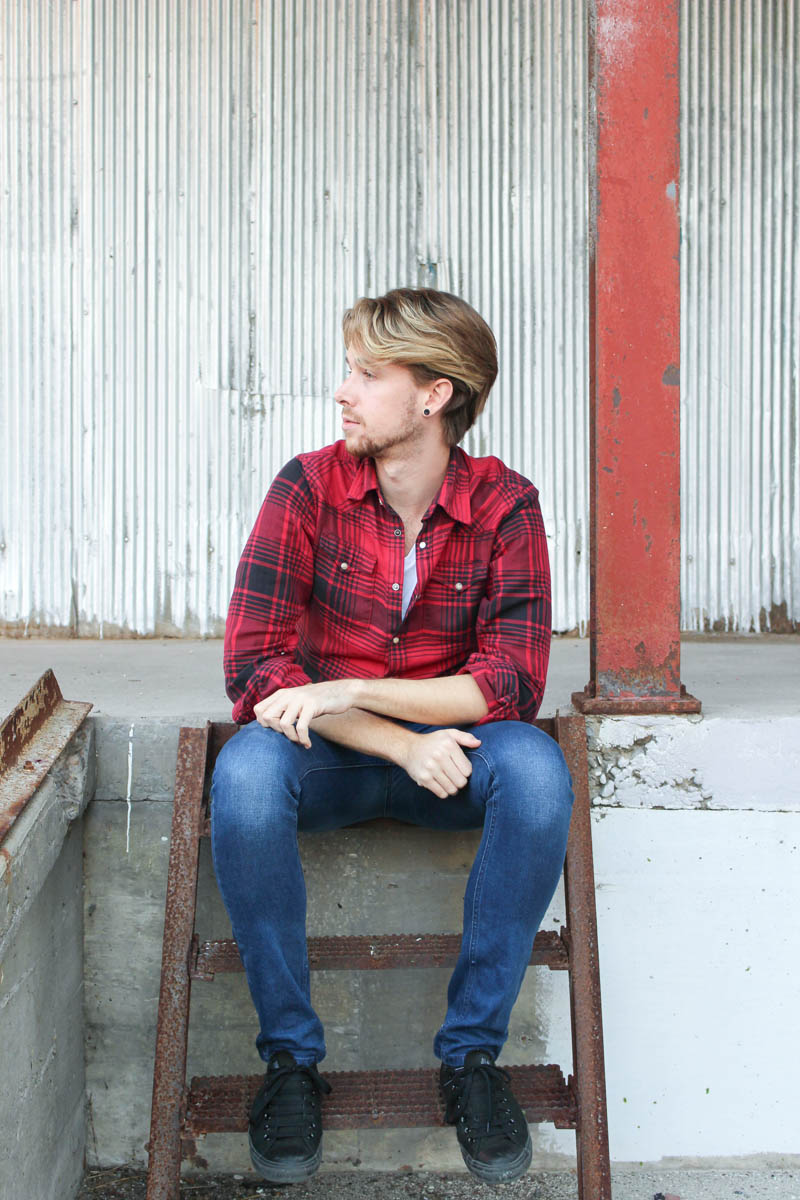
[460,1130,533,1184]
[248,1133,323,1184]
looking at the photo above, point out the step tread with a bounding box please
[185,1064,577,1133]
[192,929,569,977]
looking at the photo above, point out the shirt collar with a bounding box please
[434,447,472,523]
[345,447,472,524]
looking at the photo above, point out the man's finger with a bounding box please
[426,779,448,799]
[279,705,303,742]
[451,730,481,747]
[439,764,469,792]
[450,746,473,776]
[295,704,314,749]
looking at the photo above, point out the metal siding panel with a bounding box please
[681,0,800,631]
[1,0,80,632]
[2,1,797,636]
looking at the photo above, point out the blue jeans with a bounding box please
[210,719,573,1067]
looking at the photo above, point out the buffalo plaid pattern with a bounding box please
[224,440,552,726]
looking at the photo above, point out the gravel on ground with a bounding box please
[77,1166,800,1200]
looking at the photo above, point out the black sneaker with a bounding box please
[248,1050,331,1183]
[440,1050,533,1184]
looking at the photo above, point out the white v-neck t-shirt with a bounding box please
[401,544,417,619]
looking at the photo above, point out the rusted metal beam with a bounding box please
[0,669,92,844]
[557,713,612,1200]
[146,724,210,1200]
[574,0,700,715]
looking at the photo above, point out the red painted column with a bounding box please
[573,0,700,715]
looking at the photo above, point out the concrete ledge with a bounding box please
[0,723,95,1200]
[0,725,95,935]
[587,714,800,809]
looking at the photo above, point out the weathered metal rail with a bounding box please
[185,1062,578,1135]
[145,714,611,1200]
[0,669,92,845]
[191,928,570,978]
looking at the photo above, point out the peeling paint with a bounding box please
[586,716,800,811]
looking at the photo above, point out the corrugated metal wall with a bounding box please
[681,1,800,631]
[1,1,797,636]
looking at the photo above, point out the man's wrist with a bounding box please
[308,707,418,768]
[385,722,417,767]
[345,677,369,709]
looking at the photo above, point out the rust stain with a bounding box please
[0,670,92,845]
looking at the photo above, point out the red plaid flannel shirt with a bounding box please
[224,441,552,725]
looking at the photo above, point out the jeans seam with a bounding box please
[296,761,388,788]
[456,747,497,1020]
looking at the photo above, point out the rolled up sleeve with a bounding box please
[457,489,552,724]
[224,458,315,724]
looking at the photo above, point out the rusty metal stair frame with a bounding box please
[558,713,613,1199]
[191,926,570,977]
[146,725,210,1200]
[185,1062,578,1135]
[145,714,611,1200]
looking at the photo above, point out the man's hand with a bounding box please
[399,729,482,798]
[254,680,358,747]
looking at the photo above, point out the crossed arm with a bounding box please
[253,674,490,799]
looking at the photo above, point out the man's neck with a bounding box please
[375,440,451,521]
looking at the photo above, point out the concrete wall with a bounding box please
[82,708,800,1174]
[0,725,95,1200]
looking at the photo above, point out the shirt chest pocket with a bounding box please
[312,536,377,625]
[420,565,488,638]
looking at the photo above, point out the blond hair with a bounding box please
[341,288,498,446]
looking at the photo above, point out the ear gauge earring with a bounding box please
[423,407,431,416]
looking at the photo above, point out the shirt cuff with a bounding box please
[458,656,520,724]
[231,659,313,724]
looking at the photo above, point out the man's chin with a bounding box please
[344,439,370,460]
[343,430,375,460]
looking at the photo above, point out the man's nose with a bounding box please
[334,376,352,404]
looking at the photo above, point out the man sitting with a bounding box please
[212,287,573,1185]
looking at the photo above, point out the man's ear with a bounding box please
[424,377,454,417]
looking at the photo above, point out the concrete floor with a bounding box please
[76,1164,800,1200]
[1,635,799,722]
